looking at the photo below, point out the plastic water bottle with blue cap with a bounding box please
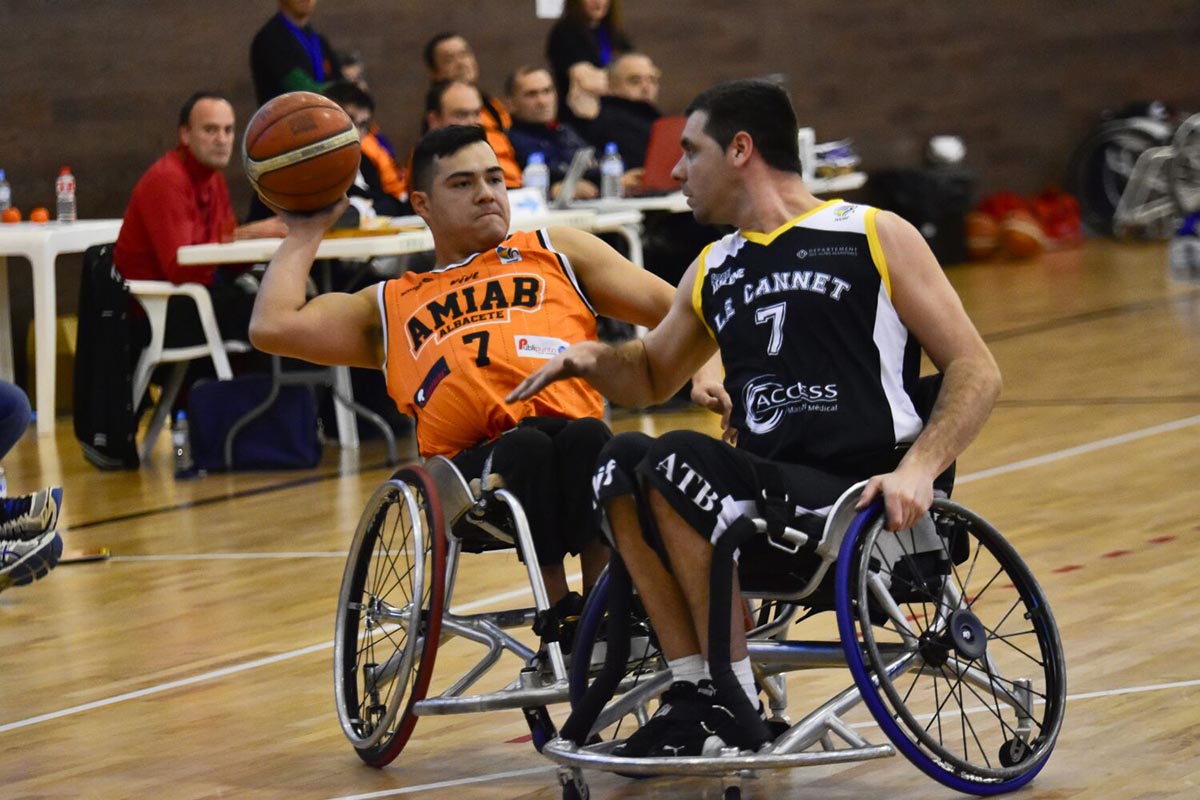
[600,142,624,200]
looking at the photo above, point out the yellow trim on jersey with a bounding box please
[741,198,841,245]
[865,207,892,299]
[692,243,718,341]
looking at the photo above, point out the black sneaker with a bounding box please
[613,680,752,758]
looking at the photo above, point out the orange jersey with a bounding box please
[379,229,604,457]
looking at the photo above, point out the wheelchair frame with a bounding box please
[333,456,664,767]
[333,461,1066,799]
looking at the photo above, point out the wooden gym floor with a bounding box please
[1,238,1198,799]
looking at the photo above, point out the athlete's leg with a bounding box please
[551,416,613,593]
[454,427,570,603]
[649,488,748,660]
[595,432,701,660]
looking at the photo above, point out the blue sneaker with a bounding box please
[0,487,62,539]
[0,530,64,590]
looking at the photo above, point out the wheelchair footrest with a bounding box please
[540,736,895,776]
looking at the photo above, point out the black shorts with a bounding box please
[594,430,904,593]
[453,416,610,565]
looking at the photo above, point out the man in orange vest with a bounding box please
[250,125,726,627]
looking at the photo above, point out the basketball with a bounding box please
[243,91,361,212]
[965,211,1000,260]
[1000,209,1046,259]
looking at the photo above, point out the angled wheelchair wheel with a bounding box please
[836,499,1066,795]
[568,566,667,742]
[334,465,447,767]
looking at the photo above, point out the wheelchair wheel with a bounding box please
[334,466,447,767]
[1170,113,1200,216]
[568,566,665,740]
[836,499,1066,795]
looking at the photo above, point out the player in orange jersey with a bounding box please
[251,124,727,628]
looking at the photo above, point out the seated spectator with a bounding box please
[568,52,662,174]
[114,92,287,348]
[339,50,369,90]
[324,81,407,215]
[546,0,633,111]
[399,81,521,198]
[251,0,343,106]
[505,66,599,201]
[0,380,63,593]
[423,32,521,188]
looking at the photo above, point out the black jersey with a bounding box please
[693,200,923,471]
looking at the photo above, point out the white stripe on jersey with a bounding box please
[376,281,389,371]
[873,283,922,443]
[704,232,748,271]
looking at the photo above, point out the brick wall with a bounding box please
[1,0,1196,386]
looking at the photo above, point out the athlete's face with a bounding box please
[672,111,735,226]
[413,140,511,256]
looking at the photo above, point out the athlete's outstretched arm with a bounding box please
[856,211,1001,530]
[507,258,717,407]
[249,198,385,369]
[543,225,674,328]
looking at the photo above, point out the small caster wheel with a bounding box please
[559,767,589,800]
[998,737,1031,767]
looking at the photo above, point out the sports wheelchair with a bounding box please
[332,456,663,767]
[331,456,1065,798]
[545,480,1067,799]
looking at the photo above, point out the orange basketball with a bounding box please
[1000,210,1046,259]
[243,91,361,212]
[1,207,20,223]
[965,211,999,260]
[29,207,50,223]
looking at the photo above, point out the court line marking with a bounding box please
[0,571,579,736]
[105,550,515,562]
[316,677,1200,800]
[957,414,1200,485]
[3,415,1197,737]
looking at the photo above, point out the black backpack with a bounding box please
[73,243,140,469]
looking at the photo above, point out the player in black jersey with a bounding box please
[509,79,1001,757]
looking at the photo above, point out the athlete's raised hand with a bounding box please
[506,340,608,403]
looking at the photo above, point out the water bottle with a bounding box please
[55,166,76,223]
[0,169,11,211]
[172,410,198,479]
[600,142,624,200]
[522,152,549,203]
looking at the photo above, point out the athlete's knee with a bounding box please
[559,416,612,456]
[592,431,654,504]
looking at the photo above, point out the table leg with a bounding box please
[31,242,56,435]
[331,365,359,449]
[0,257,13,383]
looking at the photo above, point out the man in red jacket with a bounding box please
[114,91,286,347]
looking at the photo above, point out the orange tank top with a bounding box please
[380,229,604,458]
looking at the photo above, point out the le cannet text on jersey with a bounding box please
[710,266,852,333]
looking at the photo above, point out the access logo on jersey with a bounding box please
[515,334,569,359]
[404,272,545,356]
[742,374,839,434]
[496,245,523,264]
[833,204,857,221]
[415,356,450,408]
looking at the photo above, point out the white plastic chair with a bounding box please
[126,280,250,462]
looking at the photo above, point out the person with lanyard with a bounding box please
[251,0,343,106]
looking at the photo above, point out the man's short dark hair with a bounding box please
[685,79,802,174]
[324,80,375,113]
[424,80,461,116]
[178,91,231,128]
[504,65,547,98]
[410,125,490,195]
[423,31,460,70]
